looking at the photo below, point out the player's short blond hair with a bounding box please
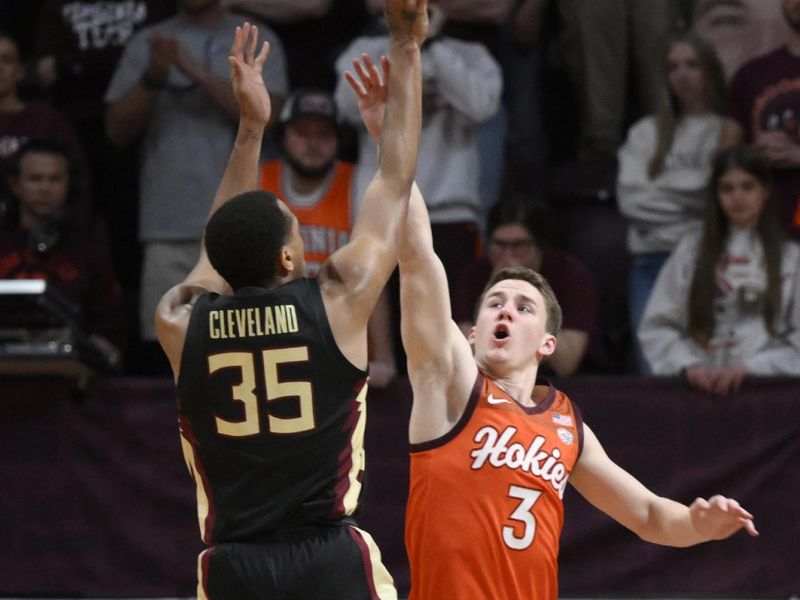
[477,266,563,336]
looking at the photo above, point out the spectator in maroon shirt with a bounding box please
[0,32,92,226]
[453,198,601,376]
[0,138,125,361]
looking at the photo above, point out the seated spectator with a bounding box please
[260,88,396,387]
[617,31,741,373]
[0,32,91,225]
[453,198,600,377]
[334,10,502,303]
[639,145,800,395]
[0,138,125,363]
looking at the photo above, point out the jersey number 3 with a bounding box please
[208,347,314,437]
[504,485,542,550]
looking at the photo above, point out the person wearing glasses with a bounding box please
[453,198,599,376]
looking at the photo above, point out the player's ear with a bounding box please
[537,333,556,358]
[277,245,295,276]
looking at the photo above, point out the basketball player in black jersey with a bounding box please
[153,2,427,597]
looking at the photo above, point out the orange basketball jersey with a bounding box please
[405,373,584,600]
[259,161,354,275]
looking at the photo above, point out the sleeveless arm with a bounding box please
[338,46,474,439]
[571,424,758,546]
[319,0,427,332]
[400,184,478,443]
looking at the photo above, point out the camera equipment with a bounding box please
[0,279,120,378]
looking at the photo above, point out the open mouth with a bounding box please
[493,324,510,341]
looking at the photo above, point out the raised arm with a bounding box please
[319,0,428,340]
[154,23,271,375]
[571,424,758,547]
[345,52,475,443]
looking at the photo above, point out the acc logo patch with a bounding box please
[557,427,574,445]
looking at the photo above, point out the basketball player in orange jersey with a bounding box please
[154,2,427,597]
[345,53,759,600]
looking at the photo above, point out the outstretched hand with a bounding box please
[689,495,758,540]
[229,22,271,126]
[384,0,429,46]
[345,54,390,142]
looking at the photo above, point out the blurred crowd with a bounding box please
[1,0,799,394]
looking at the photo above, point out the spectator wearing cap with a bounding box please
[261,89,351,276]
[259,88,397,388]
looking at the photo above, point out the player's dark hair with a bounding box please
[688,145,782,345]
[478,265,563,336]
[205,190,290,290]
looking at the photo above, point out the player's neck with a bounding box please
[488,367,539,408]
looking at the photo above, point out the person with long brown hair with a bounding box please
[639,145,800,395]
[617,30,741,372]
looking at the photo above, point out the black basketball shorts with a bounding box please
[196,522,396,599]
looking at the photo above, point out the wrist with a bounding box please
[237,116,266,138]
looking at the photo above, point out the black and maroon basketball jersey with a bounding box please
[176,277,369,544]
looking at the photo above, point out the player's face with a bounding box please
[666,42,707,113]
[692,0,790,78]
[469,279,556,375]
[283,117,339,178]
[0,37,22,98]
[12,152,70,224]
[487,224,541,270]
[716,168,770,230]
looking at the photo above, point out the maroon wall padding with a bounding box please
[0,375,797,597]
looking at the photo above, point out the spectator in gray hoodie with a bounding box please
[639,145,800,395]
